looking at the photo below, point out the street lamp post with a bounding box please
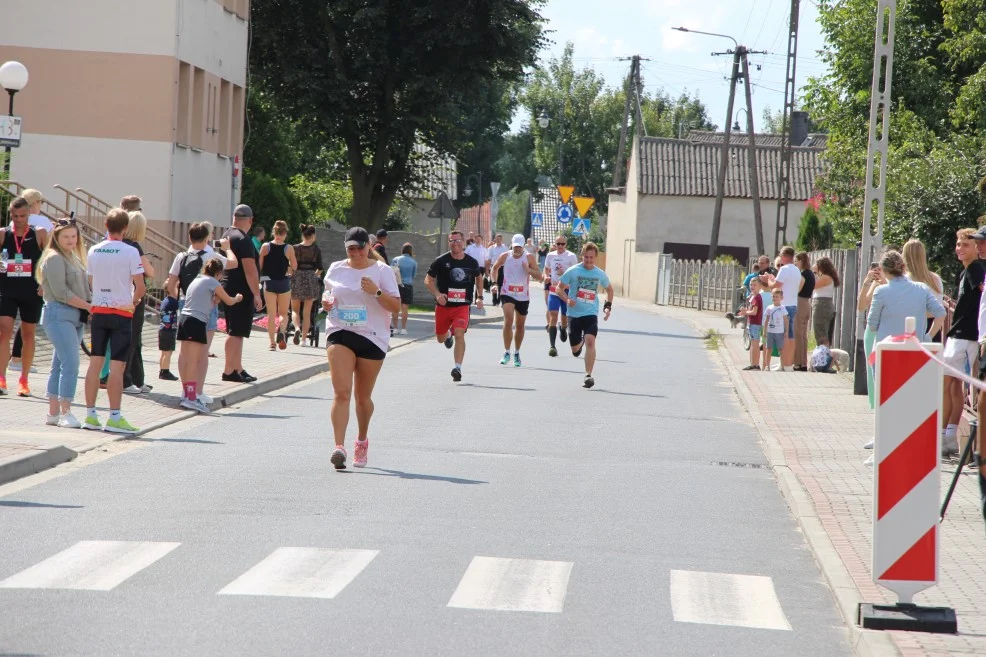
[0,61,29,182]
[537,110,565,184]
[732,108,750,132]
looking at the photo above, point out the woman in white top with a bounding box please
[810,256,841,345]
[322,226,401,471]
[902,238,944,342]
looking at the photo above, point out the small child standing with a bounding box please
[739,277,764,370]
[158,296,179,381]
[763,289,789,372]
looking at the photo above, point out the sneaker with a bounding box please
[942,435,959,457]
[277,332,287,350]
[0,376,6,395]
[104,416,139,435]
[354,439,368,467]
[331,446,348,470]
[500,352,511,365]
[293,329,301,345]
[58,413,82,429]
[400,328,408,335]
[199,392,214,404]
[863,439,874,450]
[8,361,20,372]
[239,370,258,383]
[451,366,462,382]
[140,384,153,393]
[583,374,595,389]
[560,327,568,343]
[123,385,142,395]
[180,398,201,412]
[549,347,558,357]
[742,365,760,371]
[221,371,245,383]
[159,369,179,381]
[83,415,102,431]
[783,366,794,372]
[45,414,59,426]
[444,335,454,349]
[17,378,30,397]
[514,354,522,368]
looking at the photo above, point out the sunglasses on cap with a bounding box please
[55,218,77,226]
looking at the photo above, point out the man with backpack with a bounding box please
[165,222,238,404]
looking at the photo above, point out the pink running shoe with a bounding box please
[354,439,369,467]
[330,446,348,470]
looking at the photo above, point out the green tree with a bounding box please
[250,0,546,232]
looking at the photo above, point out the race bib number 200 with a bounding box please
[338,305,368,328]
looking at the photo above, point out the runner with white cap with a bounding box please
[490,234,543,367]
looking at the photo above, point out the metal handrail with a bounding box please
[60,185,186,253]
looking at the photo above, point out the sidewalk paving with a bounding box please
[0,304,503,485]
[651,303,986,657]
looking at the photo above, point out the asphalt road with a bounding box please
[0,301,852,657]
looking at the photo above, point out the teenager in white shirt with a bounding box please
[767,245,803,371]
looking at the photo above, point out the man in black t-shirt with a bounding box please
[425,230,483,382]
[942,228,985,454]
[221,204,261,383]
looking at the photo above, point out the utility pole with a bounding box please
[708,48,741,262]
[774,0,801,253]
[741,51,766,256]
[612,55,649,189]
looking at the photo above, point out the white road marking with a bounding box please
[447,556,573,613]
[217,548,378,599]
[669,570,792,630]
[0,540,180,591]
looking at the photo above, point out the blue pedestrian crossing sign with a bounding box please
[531,212,544,228]
[556,204,573,224]
[573,218,591,236]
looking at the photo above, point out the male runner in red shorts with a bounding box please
[425,230,484,382]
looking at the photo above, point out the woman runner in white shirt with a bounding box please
[322,227,401,470]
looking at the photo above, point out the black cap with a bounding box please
[233,204,253,218]
[345,227,370,248]
[973,226,986,241]
[375,228,388,239]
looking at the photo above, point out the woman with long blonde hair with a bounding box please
[37,219,91,427]
[902,238,944,342]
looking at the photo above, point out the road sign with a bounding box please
[556,204,573,224]
[557,185,575,205]
[573,218,591,236]
[573,196,596,218]
[0,116,22,148]
[428,191,459,220]
[531,212,544,228]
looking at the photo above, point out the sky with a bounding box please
[512,0,830,133]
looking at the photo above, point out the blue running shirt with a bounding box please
[558,264,610,318]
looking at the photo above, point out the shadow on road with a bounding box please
[589,389,666,399]
[351,468,487,485]
[131,437,224,445]
[602,329,702,340]
[0,501,83,509]
[460,383,537,392]
[223,412,299,420]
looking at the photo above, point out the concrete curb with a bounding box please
[654,307,900,657]
[0,445,78,487]
[0,313,505,486]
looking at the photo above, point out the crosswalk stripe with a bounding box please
[669,570,792,630]
[0,540,180,591]
[447,556,573,613]
[217,548,379,599]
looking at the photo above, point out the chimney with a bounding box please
[790,111,809,146]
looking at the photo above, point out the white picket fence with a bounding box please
[663,259,744,313]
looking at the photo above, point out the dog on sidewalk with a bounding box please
[724,312,748,330]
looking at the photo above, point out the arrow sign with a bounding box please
[557,185,576,205]
[555,204,573,224]
[573,218,591,236]
[531,212,544,228]
[573,196,596,218]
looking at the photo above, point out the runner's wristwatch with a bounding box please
[375,289,383,297]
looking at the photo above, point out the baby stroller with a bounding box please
[309,296,323,347]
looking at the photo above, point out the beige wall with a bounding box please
[0,0,177,56]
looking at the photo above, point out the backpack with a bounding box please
[178,250,208,296]
[810,345,834,373]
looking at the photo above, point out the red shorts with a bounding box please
[435,304,470,335]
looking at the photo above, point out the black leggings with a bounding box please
[123,299,146,387]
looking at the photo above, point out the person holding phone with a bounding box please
[322,227,401,470]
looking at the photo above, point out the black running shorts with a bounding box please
[328,329,386,361]
[499,295,530,316]
[90,313,133,362]
[568,314,598,348]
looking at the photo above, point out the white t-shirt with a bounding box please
[764,305,788,334]
[775,263,802,307]
[323,260,401,354]
[168,245,228,277]
[465,244,489,268]
[544,250,578,295]
[28,214,53,232]
[87,239,144,314]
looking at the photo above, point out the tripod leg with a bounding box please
[941,424,977,521]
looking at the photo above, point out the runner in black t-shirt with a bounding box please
[221,204,262,383]
[424,230,483,382]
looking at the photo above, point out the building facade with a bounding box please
[0,0,249,239]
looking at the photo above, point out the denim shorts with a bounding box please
[748,324,762,341]
[784,305,797,339]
